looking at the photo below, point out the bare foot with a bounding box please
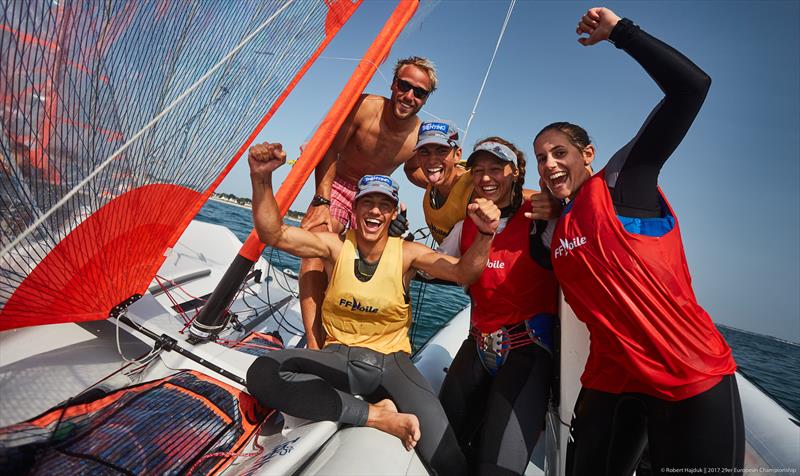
[367,399,421,451]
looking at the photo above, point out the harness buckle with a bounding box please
[471,318,544,376]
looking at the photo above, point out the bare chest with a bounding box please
[337,121,417,181]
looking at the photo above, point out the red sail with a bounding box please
[0,1,362,330]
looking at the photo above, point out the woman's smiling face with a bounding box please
[534,129,594,199]
[470,153,517,208]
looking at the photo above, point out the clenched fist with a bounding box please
[467,197,501,236]
[249,142,287,180]
[576,7,621,46]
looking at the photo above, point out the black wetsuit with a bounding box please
[247,345,467,476]
[439,339,552,476]
[439,207,554,476]
[564,18,745,476]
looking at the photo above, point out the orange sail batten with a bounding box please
[239,0,419,262]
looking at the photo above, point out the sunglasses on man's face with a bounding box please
[394,78,430,100]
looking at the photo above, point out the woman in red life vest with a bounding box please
[437,137,558,475]
[534,8,743,475]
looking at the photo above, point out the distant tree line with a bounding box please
[212,192,305,219]
[215,192,251,206]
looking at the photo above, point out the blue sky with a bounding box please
[217,1,800,342]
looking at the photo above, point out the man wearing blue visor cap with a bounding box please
[246,141,503,476]
[412,120,474,245]
[354,174,400,203]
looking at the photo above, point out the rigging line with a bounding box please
[462,0,516,146]
[241,289,304,336]
[180,3,321,185]
[116,311,161,363]
[258,259,304,337]
[175,1,296,181]
[0,0,298,260]
[319,56,391,85]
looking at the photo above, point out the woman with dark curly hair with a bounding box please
[534,7,743,475]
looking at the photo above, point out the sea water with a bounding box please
[197,199,800,418]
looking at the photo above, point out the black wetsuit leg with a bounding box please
[440,337,553,475]
[565,388,649,476]
[646,375,745,474]
[476,343,552,476]
[247,345,468,476]
[380,351,469,476]
[245,345,369,425]
[565,375,745,476]
[439,337,492,461]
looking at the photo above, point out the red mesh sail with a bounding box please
[0,1,362,330]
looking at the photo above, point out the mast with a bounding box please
[189,0,420,342]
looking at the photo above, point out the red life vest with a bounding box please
[461,200,558,333]
[552,170,736,401]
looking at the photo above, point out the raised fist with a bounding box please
[467,197,500,236]
[248,142,287,179]
[576,7,621,46]
[525,185,563,221]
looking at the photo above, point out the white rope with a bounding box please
[0,0,297,260]
[116,312,161,364]
[320,56,391,85]
[462,0,516,146]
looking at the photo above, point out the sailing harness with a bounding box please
[470,316,551,376]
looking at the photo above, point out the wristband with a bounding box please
[310,195,331,207]
[478,229,495,237]
[609,18,637,49]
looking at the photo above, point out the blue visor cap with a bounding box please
[415,120,461,150]
[466,141,518,168]
[354,175,400,204]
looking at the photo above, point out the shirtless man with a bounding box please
[299,57,436,349]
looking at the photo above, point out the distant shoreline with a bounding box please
[209,196,250,210]
[209,195,303,223]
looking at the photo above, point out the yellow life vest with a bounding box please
[423,170,473,244]
[322,231,411,354]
